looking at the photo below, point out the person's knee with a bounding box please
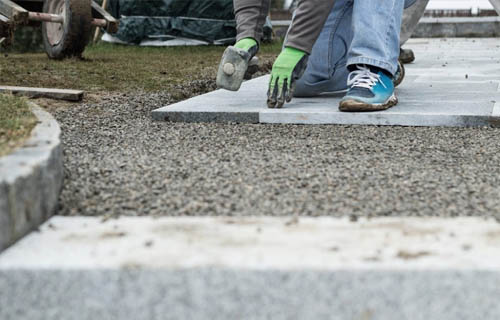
[293,68,349,98]
[294,78,322,97]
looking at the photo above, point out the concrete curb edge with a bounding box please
[0,103,63,252]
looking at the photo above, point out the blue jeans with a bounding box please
[294,0,410,97]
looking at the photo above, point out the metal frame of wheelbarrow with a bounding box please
[0,0,118,58]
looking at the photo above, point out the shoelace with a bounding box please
[347,66,387,90]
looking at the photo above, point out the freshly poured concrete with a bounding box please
[3,216,500,319]
[153,38,500,127]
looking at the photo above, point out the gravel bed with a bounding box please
[53,90,500,218]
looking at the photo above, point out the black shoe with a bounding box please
[399,48,415,64]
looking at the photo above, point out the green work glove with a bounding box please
[234,38,258,53]
[267,47,308,108]
[216,37,259,91]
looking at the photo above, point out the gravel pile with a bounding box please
[54,91,500,218]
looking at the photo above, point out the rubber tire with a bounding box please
[42,0,92,59]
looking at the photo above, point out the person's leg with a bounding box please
[347,0,405,76]
[296,0,418,98]
[339,0,404,112]
[294,0,354,97]
[400,0,428,45]
[399,0,428,63]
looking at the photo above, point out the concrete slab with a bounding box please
[152,38,500,127]
[2,216,500,319]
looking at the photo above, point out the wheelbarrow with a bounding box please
[0,0,118,59]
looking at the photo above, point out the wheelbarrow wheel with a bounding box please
[42,0,92,59]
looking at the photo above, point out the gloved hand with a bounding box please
[216,38,259,91]
[234,38,258,56]
[267,47,308,108]
[234,38,260,81]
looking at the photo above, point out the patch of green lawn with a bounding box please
[0,41,283,94]
[0,94,37,156]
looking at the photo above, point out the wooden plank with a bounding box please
[91,0,118,33]
[0,86,84,101]
[489,0,500,16]
[0,0,28,23]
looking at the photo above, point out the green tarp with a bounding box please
[108,0,272,45]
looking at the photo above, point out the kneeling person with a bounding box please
[217,0,338,108]
[218,0,407,112]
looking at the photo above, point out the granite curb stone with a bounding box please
[2,269,500,320]
[2,216,500,320]
[0,103,63,252]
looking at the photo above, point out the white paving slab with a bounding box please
[153,38,500,127]
[3,216,500,319]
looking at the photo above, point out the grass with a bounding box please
[0,40,283,95]
[0,94,37,156]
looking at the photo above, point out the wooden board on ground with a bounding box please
[0,86,84,101]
